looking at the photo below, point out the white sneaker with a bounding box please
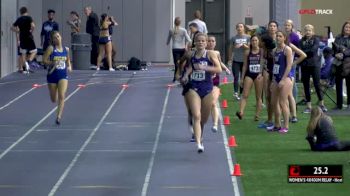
[109,68,115,71]
[25,62,30,73]
[233,93,241,100]
[197,143,204,153]
[211,125,218,133]
[96,67,100,71]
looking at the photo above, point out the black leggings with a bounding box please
[309,140,350,151]
[232,61,243,94]
[335,66,350,108]
[301,66,323,102]
[90,35,99,66]
[172,49,186,82]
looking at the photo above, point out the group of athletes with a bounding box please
[167,10,349,153]
[11,6,118,125]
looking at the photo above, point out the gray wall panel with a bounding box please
[1,0,17,77]
[142,0,156,62]
[123,0,142,61]
[154,0,171,62]
[143,0,172,62]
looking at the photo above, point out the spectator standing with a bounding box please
[227,23,250,100]
[84,6,99,69]
[67,11,81,36]
[187,10,208,35]
[299,24,327,113]
[167,17,191,82]
[41,9,59,51]
[11,7,37,73]
[333,21,350,110]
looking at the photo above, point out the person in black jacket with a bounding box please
[84,6,99,69]
[333,21,350,110]
[299,24,327,113]
[306,107,350,151]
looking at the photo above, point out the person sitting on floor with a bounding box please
[306,107,350,151]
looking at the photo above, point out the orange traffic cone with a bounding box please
[228,136,237,147]
[232,164,243,176]
[222,76,228,84]
[223,116,230,125]
[221,99,228,108]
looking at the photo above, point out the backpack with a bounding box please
[128,57,141,70]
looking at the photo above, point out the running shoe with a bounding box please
[211,125,218,133]
[236,111,243,120]
[267,126,280,132]
[55,117,61,125]
[279,127,288,133]
[290,116,298,123]
[190,133,195,142]
[25,61,30,74]
[233,92,241,101]
[303,108,311,114]
[319,105,328,112]
[96,67,100,71]
[197,143,204,153]
[109,68,115,71]
[258,121,273,129]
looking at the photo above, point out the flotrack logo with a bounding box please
[299,9,333,15]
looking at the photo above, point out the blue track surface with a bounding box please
[0,67,242,196]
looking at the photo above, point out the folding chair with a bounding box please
[320,78,336,105]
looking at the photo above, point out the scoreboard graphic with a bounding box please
[288,165,343,183]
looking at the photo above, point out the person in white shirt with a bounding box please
[187,10,208,34]
[167,17,191,82]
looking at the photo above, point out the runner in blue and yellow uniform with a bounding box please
[43,31,72,125]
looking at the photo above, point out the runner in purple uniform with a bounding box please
[236,35,263,121]
[207,35,230,132]
[181,33,222,153]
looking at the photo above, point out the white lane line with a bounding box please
[0,87,37,111]
[217,103,241,196]
[47,87,126,196]
[8,149,151,153]
[0,87,81,160]
[141,87,171,196]
[35,128,94,132]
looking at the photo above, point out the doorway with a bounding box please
[185,0,227,59]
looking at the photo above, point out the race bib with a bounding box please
[249,64,261,73]
[191,70,205,81]
[235,39,247,44]
[56,60,66,70]
[273,64,280,75]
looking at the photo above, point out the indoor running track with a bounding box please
[0,67,243,196]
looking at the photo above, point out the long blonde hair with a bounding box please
[306,107,333,135]
[173,17,181,36]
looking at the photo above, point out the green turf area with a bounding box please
[220,82,350,196]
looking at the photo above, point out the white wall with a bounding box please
[1,0,17,77]
[228,0,269,38]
